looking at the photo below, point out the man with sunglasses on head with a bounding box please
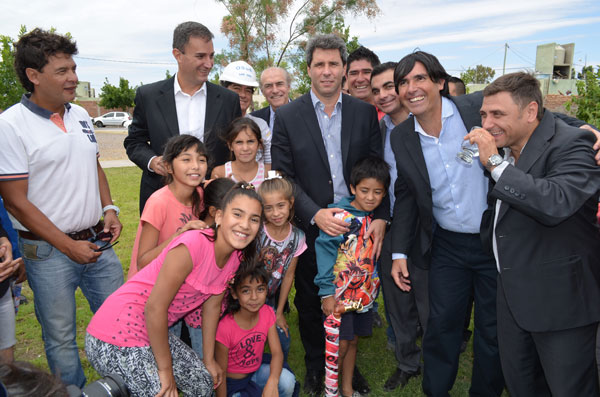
[0,28,123,389]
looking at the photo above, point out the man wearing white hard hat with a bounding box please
[220,60,272,166]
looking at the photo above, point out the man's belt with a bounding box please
[18,221,104,241]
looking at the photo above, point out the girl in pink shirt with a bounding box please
[86,183,263,397]
[128,134,208,279]
[215,265,295,397]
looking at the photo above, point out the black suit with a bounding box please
[250,105,270,126]
[481,111,600,396]
[390,92,504,396]
[271,92,386,372]
[124,77,241,212]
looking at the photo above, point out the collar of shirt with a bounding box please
[382,113,396,132]
[21,93,71,119]
[173,74,207,98]
[310,89,342,114]
[413,96,454,141]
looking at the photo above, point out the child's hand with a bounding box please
[320,296,335,316]
[205,359,224,389]
[180,220,209,234]
[262,377,279,397]
[276,313,289,337]
[155,368,178,397]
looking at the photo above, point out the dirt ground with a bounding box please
[96,129,128,161]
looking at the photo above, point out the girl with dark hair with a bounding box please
[215,265,295,397]
[128,134,209,279]
[211,118,269,186]
[86,183,263,397]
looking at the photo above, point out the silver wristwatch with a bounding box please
[486,154,503,168]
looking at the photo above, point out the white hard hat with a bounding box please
[219,61,259,87]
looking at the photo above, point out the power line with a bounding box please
[74,55,175,65]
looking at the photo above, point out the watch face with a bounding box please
[488,154,503,167]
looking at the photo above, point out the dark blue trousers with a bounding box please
[422,227,504,397]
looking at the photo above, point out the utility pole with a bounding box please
[502,43,508,75]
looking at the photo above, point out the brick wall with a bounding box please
[544,94,577,116]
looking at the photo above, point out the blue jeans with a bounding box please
[266,301,291,362]
[169,321,203,358]
[19,236,123,388]
[232,363,296,397]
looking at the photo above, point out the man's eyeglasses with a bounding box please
[91,231,119,252]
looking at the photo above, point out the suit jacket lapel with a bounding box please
[204,82,224,140]
[402,117,431,187]
[341,94,353,171]
[155,77,179,137]
[300,94,329,169]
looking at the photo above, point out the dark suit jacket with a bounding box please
[124,77,241,210]
[390,91,591,270]
[390,93,482,269]
[250,106,270,126]
[480,110,600,332]
[271,92,388,244]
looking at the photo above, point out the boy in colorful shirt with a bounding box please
[315,156,390,397]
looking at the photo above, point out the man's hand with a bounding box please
[314,208,349,236]
[0,238,20,282]
[321,296,336,316]
[580,125,600,165]
[103,211,122,241]
[65,240,102,264]
[150,156,168,176]
[391,258,411,292]
[465,127,499,171]
[364,219,386,260]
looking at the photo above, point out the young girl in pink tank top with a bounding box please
[211,118,269,187]
[86,184,263,397]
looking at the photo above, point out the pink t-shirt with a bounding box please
[127,185,203,279]
[87,229,240,347]
[216,305,276,374]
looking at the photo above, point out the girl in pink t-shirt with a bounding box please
[128,134,208,279]
[215,266,295,397]
[85,184,263,397]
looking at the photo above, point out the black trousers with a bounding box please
[422,227,504,397]
[294,248,326,373]
[497,280,600,397]
[380,232,429,373]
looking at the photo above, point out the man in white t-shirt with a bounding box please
[0,28,124,388]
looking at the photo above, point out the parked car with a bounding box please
[92,112,132,128]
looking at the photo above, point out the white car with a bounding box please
[92,112,132,128]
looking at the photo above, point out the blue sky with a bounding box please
[2,0,599,94]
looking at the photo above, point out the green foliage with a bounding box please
[0,26,27,110]
[165,69,173,79]
[460,64,495,85]
[566,66,600,126]
[99,77,136,111]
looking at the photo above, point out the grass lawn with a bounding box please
[13,166,492,396]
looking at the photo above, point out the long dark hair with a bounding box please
[199,178,236,222]
[162,135,209,219]
[208,182,263,269]
[225,264,270,314]
[222,117,263,161]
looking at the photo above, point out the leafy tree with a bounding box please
[566,66,600,126]
[98,77,136,111]
[460,64,496,85]
[213,0,379,78]
[0,26,27,110]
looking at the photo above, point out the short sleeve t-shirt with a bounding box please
[128,185,204,278]
[216,305,276,374]
[87,229,241,347]
[257,224,306,297]
[0,96,101,232]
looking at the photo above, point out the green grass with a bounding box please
[14,166,492,396]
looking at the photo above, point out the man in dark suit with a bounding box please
[251,67,291,132]
[472,72,600,396]
[389,51,505,397]
[271,34,387,395]
[124,21,241,213]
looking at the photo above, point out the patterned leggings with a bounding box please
[85,333,213,397]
